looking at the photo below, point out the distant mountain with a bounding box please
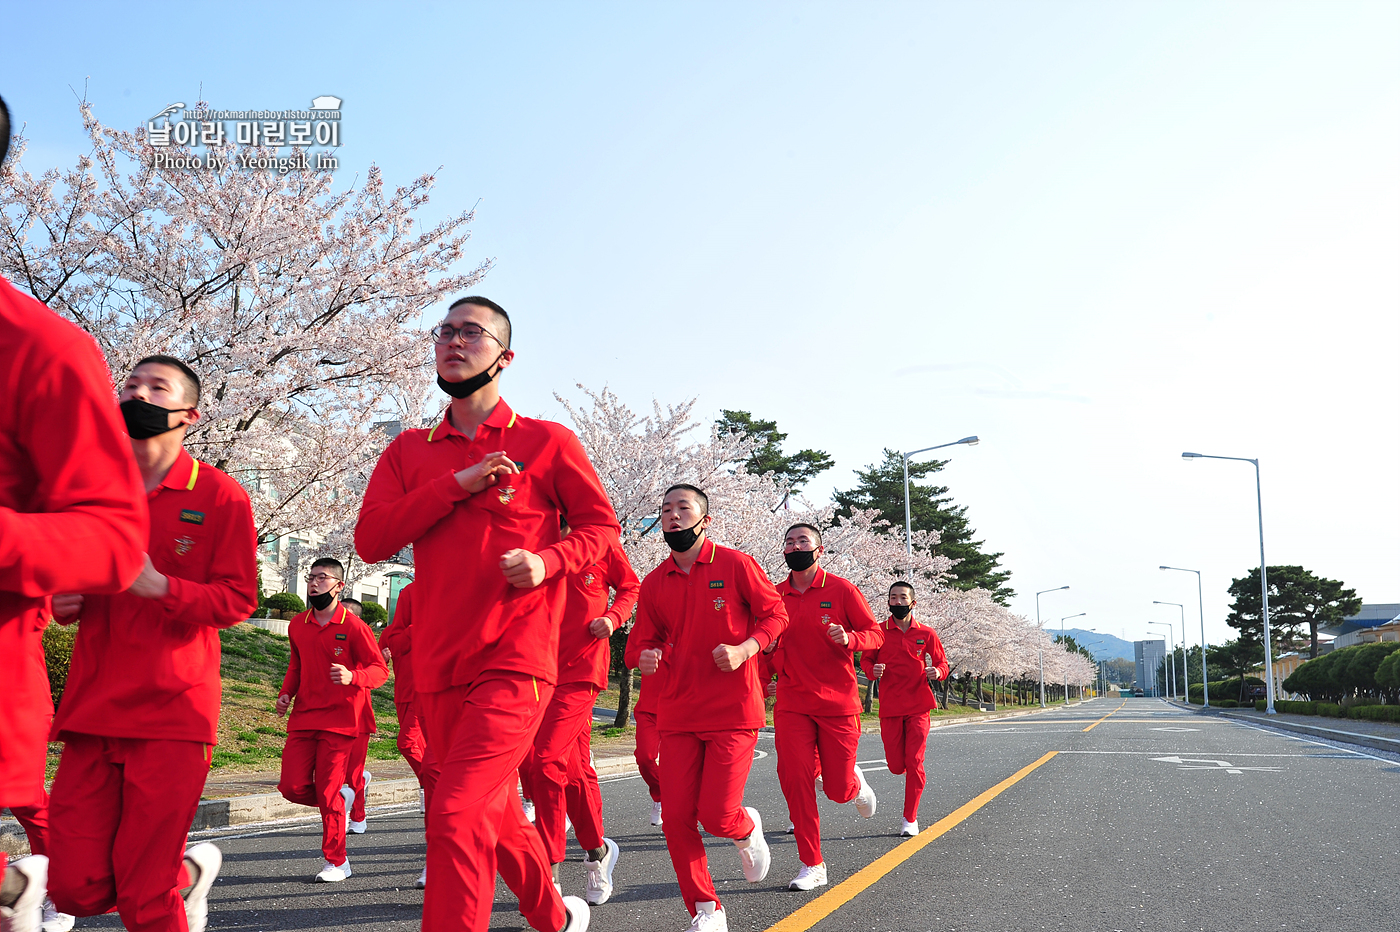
[1062,628,1135,662]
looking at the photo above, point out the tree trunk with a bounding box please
[614,667,633,728]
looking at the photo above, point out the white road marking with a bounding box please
[1151,755,1280,774]
[1150,726,1199,732]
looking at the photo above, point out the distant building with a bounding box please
[1323,603,1400,649]
[1135,640,1167,697]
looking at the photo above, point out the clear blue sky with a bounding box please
[5,1,1396,649]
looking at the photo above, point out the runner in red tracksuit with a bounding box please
[355,297,615,932]
[46,355,255,932]
[0,270,147,927]
[769,523,884,891]
[377,581,437,888]
[623,642,668,827]
[276,560,388,882]
[630,484,788,932]
[859,581,949,836]
[526,531,639,905]
[378,583,437,800]
[337,598,375,834]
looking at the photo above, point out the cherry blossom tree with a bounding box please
[0,101,485,555]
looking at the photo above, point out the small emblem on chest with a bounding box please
[821,614,832,625]
[713,597,726,611]
[498,485,516,504]
[174,536,195,556]
[582,573,596,587]
[333,647,344,657]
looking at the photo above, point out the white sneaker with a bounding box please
[815,772,824,794]
[852,765,877,819]
[561,894,591,931]
[339,785,355,832]
[788,862,828,891]
[650,801,664,826]
[40,899,74,932]
[584,837,619,905]
[785,821,795,834]
[734,806,770,882]
[414,866,426,889]
[419,787,426,814]
[900,819,919,837]
[348,817,367,834]
[0,855,48,932]
[565,813,573,835]
[181,842,222,932]
[314,859,351,882]
[522,798,536,823]
[687,900,728,931]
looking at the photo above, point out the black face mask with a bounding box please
[889,604,912,620]
[784,549,817,572]
[663,517,705,553]
[120,398,191,440]
[437,352,505,399]
[308,591,337,611]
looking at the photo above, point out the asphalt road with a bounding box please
[71,698,1400,931]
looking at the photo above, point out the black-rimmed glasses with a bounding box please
[431,323,505,347]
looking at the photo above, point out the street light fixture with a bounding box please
[1061,613,1086,705]
[1161,565,1209,708]
[1181,451,1276,714]
[1153,601,1189,704]
[1147,621,1176,699]
[902,436,979,574]
[1036,586,1070,708]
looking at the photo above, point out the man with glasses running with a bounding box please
[356,297,618,932]
[276,559,388,882]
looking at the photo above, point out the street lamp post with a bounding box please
[902,436,979,575]
[1154,601,1188,703]
[1148,621,1176,699]
[1061,612,1086,705]
[1182,452,1276,714]
[1036,586,1070,707]
[1161,565,1209,708]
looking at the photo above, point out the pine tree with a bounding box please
[715,410,834,492]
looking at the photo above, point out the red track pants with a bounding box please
[658,729,758,915]
[880,713,930,822]
[564,726,604,853]
[418,674,565,932]
[47,734,207,932]
[278,730,353,865]
[527,683,603,863]
[774,710,861,867]
[396,699,439,816]
[345,733,370,822]
[9,787,50,857]
[633,710,662,802]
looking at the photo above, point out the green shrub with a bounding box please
[1341,695,1382,712]
[358,600,388,627]
[263,592,305,614]
[1349,704,1400,723]
[1255,700,1268,712]
[1377,652,1400,693]
[1217,699,1238,708]
[1192,678,1266,705]
[1274,699,1319,715]
[1318,702,1343,717]
[43,622,77,706]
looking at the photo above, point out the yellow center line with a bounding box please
[764,751,1059,932]
[1082,700,1127,732]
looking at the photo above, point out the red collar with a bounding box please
[302,604,350,626]
[426,399,517,442]
[778,567,827,594]
[154,448,199,497]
